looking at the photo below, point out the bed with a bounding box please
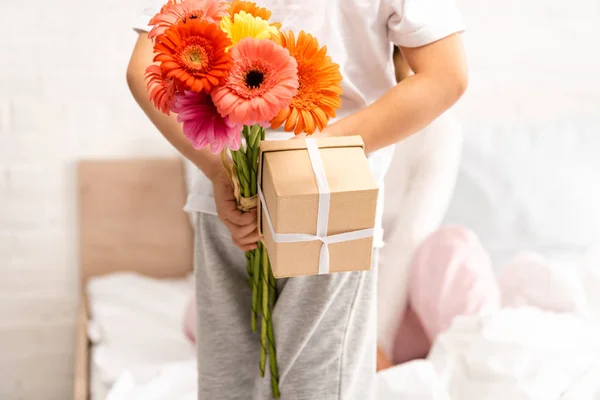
[81,269,600,400]
[75,123,600,399]
[74,157,194,400]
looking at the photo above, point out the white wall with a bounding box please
[1,0,599,399]
[454,0,600,124]
[445,0,600,267]
[0,1,174,399]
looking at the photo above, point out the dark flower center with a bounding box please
[182,13,199,23]
[245,70,264,89]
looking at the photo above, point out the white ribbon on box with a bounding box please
[258,138,375,275]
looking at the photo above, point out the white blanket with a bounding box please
[427,309,600,399]
[105,308,600,400]
[99,253,600,400]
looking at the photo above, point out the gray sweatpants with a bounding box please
[194,212,377,400]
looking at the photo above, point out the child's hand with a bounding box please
[212,171,260,252]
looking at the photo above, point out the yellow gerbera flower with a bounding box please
[228,0,282,30]
[220,10,279,49]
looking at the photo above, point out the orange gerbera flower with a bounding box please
[154,20,232,93]
[229,0,270,20]
[148,0,229,40]
[270,31,343,135]
[228,0,282,29]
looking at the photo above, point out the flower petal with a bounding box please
[270,30,342,135]
[211,37,299,125]
[173,91,243,153]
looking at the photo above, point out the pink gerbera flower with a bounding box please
[211,37,299,125]
[148,0,229,40]
[172,91,243,153]
[145,65,176,115]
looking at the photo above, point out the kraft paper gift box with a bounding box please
[258,136,379,278]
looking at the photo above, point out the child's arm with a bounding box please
[323,33,467,153]
[127,33,260,251]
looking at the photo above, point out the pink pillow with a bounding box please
[393,226,500,363]
[410,226,500,339]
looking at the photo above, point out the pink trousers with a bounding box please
[392,226,500,364]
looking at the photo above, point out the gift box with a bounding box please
[258,136,379,278]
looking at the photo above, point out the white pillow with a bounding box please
[87,273,195,391]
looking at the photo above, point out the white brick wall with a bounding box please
[0,0,598,399]
[0,0,174,399]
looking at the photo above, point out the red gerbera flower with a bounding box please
[153,19,232,93]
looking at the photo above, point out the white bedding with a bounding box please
[86,273,196,399]
[89,251,600,400]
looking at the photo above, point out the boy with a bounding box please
[127,1,467,399]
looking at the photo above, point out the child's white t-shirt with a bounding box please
[133,0,465,233]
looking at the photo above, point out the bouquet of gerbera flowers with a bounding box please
[144,0,342,396]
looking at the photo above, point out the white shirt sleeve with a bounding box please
[387,0,466,48]
[133,0,165,33]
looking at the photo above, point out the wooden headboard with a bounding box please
[77,157,194,284]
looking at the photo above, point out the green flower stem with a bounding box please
[231,150,250,197]
[248,126,261,192]
[248,125,261,149]
[268,266,277,306]
[267,256,280,398]
[247,251,253,289]
[250,169,257,196]
[260,244,269,378]
[256,246,263,326]
[242,125,250,143]
[235,124,280,398]
[238,152,251,191]
[246,126,262,333]
[252,145,260,194]
[246,251,253,275]
[251,244,261,333]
